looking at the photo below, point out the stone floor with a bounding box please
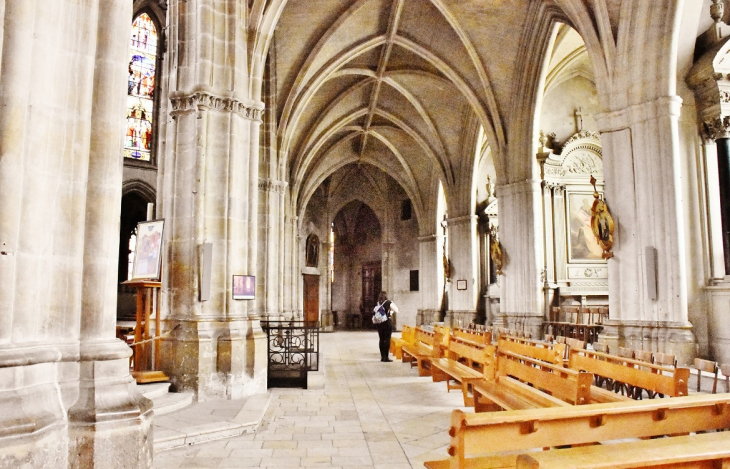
[153,330,468,468]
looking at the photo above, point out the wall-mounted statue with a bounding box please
[306,234,319,267]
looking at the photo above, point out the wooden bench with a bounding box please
[401,326,449,376]
[471,342,593,412]
[499,337,625,404]
[452,327,491,345]
[431,337,492,406]
[514,431,730,468]
[498,336,565,365]
[424,393,730,469]
[568,348,690,398]
[390,324,415,360]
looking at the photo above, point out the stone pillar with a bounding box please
[159,0,267,399]
[444,215,479,328]
[0,0,151,467]
[596,96,696,365]
[321,239,334,331]
[418,234,443,325]
[496,180,545,337]
[259,179,287,320]
[70,0,153,466]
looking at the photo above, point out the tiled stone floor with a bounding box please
[153,330,468,468]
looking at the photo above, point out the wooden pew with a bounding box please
[431,337,491,406]
[452,327,491,346]
[390,325,415,360]
[498,336,565,365]
[424,393,730,469]
[500,337,625,404]
[471,343,592,412]
[568,348,690,398]
[402,327,448,376]
[514,431,730,468]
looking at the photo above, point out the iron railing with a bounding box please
[261,321,319,389]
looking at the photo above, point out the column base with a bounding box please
[417,309,440,326]
[444,310,477,329]
[0,359,69,468]
[68,341,153,469]
[161,319,268,400]
[320,310,334,332]
[599,320,698,366]
[498,312,544,339]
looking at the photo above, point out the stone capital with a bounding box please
[170,91,264,122]
[594,95,682,131]
[443,214,478,227]
[703,115,730,140]
[258,178,288,193]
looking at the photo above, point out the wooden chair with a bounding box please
[654,352,677,368]
[613,347,635,396]
[719,364,730,393]
[591,342,611,389]
[653,352,677,398]
[633,350,655,399]
[694,358,719,393]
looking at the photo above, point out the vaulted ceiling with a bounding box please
[270,0,600,224]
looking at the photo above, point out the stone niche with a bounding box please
[539,130,608,311]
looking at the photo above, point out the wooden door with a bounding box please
[361,262,382,325]
[303,274,319,325]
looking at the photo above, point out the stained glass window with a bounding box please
[124,14,157,161]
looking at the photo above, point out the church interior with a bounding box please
[4,0,730,467]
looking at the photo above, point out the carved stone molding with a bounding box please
[562,129,601,147]
[170,92,264,121]
[444,215,477,227]
[704,115,730,140]
[258,178,288,193]
[417,234,441,243]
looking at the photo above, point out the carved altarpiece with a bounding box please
[538,130,608,313]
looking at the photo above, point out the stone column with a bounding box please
[417,234,443,325]
[496,180,545,337]
[596,96,696,365]
[0,0,151,467]
[444,215,479,328]
[70,0,154,466]
[159,0,267,399]
[259,179,286,319]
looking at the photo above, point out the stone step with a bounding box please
[137,381,171,400]
[151,390,195,417]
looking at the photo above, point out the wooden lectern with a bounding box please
[121,279,169,384]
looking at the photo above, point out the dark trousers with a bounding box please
[377,320,392,360]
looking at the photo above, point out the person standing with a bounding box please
[373,291,399,362]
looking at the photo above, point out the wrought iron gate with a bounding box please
[261,321,319,389]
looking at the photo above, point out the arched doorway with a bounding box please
[331,201,382,329]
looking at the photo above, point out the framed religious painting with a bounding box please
[232,275,255,300]
[131,219,165,280]
[566,192,603,262]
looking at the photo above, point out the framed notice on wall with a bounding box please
[456,279,467,291]
[131,219,164,281]
[233,275,255,300]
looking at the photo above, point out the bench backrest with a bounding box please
[452,327,491,346]
[399,325,415,344]
[568,348,689,397]
[414,327,435,347]
[498,337,565,365]
[447,394,730,463]
[495,349,592,405]
[446,336,488,365]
